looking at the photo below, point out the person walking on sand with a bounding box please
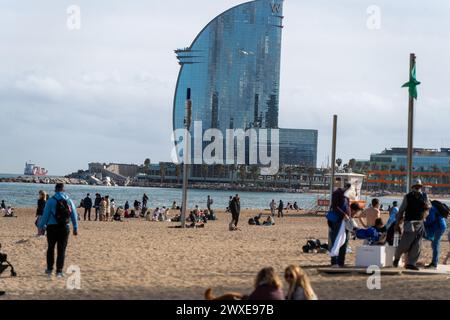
[94,193,101,221]
[270,200,276,217]
[142,193,149,209]
[207,195,213,213]
[424,201,449,269]
[393,179,431,271]
[326,183,352,268]
[229,194,241,231]
[37,183,78,278]
[278,200,284,218]
[83,193,93,221]
[36,190,47,234]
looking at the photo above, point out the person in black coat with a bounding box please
[83,193,93,221]
[230,194,241,230]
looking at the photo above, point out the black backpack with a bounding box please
[53,197,72,226]
[432,200,450,219]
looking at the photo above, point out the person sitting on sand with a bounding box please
[284,265,318,300]
[124,201,130,218]
[248,267,285,301]
[249,213,263,226]
[113,208,123,222]
[4,207,15,218]
[263,216,275,226]
[353,218,387,245]
[293,202,300,212]
[148,208,159,221]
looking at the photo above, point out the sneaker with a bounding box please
[405,265,420,271]
[56,272,65,278]
[45,269,53,278]
[393,259,399,268]
[425,263,437,270]
[331,264,340,268]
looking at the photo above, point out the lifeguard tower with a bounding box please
[311,172,367,214]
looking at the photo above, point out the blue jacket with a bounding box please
[425,206,447,237]
[38,192,78,231]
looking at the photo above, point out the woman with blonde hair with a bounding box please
[248,267,284,300]
[99,197,107,222]
[35,190,47,234]
[284,265,318,300]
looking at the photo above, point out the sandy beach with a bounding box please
[1,208,449,300]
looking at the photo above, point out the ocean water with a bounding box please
[0,182,320,209]
[1,182,448,210]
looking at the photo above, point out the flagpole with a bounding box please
[406,53,416,192]
[181,88,192,229]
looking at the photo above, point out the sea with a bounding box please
[1,174,448,210]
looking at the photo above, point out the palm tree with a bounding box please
[348,159,356,171]
[307,167,315,189]
[201,164,209,182]
[336,158,343,170]
[159,162,166,183]
[285,166,293,188]
[250,165,259,183]
[238,165,247,182]
[175,164,182,184]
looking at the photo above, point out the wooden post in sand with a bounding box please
[330,115,338,201]
[181,88,192,228]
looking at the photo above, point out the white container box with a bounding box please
[356,246,387,268]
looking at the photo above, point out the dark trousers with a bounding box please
[46,225,70,273]
[231,212,240,227]
[328,220,349,266]
[84,208,91,221]
[278,209,284,218]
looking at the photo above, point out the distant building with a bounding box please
[356,148,450,192]
[279,129,318,167]
[88,162,139,178]
[172,0,318,168]
[368,148,450,171]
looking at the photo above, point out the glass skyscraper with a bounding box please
[173,0,318,168]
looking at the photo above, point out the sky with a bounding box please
[1,0,450,175]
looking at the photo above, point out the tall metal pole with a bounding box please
[181,88,192,228]
[406,54,416,192]
[330,115,338,200]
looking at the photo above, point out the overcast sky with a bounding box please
[1,0,450,175]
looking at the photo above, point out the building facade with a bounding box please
[173,0,317,169]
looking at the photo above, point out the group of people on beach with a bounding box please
[327,179,450,269]
[269,200,301,218]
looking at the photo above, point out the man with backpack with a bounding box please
[38,183,78,278]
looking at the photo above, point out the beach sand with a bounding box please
[1,208,449,300]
